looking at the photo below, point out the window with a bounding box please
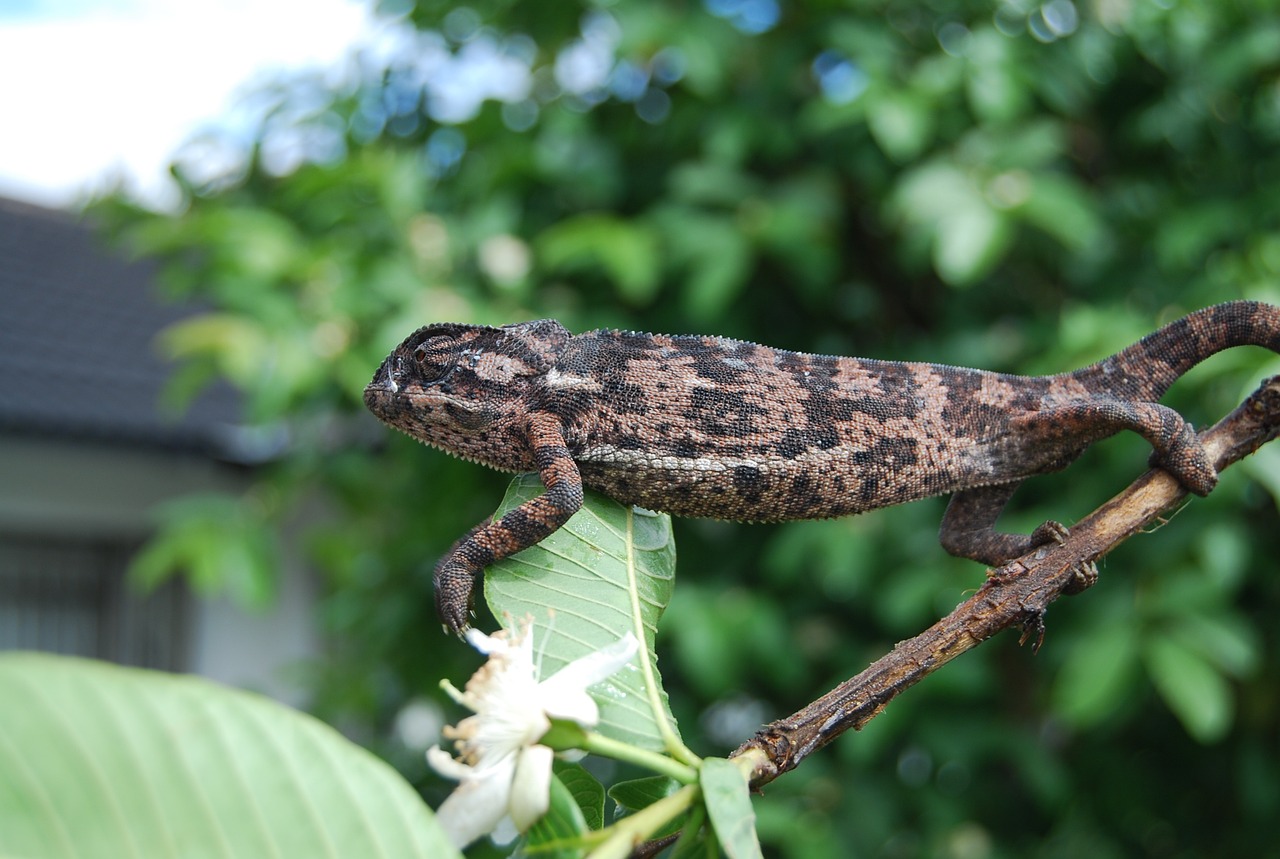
[0,533,188,671]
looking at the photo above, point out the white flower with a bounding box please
[428,618,639,849]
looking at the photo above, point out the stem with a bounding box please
[624,506,702,766]
[580,730,699,784]
[585,784,701,859]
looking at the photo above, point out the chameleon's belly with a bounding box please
[576,439,969,522]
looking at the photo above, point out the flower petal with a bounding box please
[432,755,516,849]
[508,744,554,833]
[425,745,472,781]
[538,632,639,724]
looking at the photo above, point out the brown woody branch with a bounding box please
[732,376,1280,789]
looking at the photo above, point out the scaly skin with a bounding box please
[363,301,1280,632]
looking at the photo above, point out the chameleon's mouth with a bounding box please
[363,356,402,418]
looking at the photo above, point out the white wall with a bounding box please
[0,435,319,707]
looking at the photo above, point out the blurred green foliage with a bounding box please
[96,0,1280,854]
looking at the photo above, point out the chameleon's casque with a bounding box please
[364,301,1280,632]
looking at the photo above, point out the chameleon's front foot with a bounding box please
[1028,519,1070,551]
[434,556,480,635]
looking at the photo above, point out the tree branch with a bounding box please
[733,376,1280,788]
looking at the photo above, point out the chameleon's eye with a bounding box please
[412,337,457,383]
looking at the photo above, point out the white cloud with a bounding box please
[0,0,374,210]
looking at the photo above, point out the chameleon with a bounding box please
[363,300,1280,632]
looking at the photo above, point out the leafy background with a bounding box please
[95,0,1280,855]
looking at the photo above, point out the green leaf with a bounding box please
[680,223,753,321]
[536,214,662,304]
[1171,612,1261,679]
[964,27,1031,122]
[608,776,680,814]
[1243,444,1280,512]
[554,761,606,831]
[1144,634,1235,743]
[1051,618,1141,727]
[933,206,1013,287]
[867,92,935,163]
[158,313,270,389]
[521,772,588,858]
[130,493,279,609]
[0,653,456,859]
[653,208,754,322]
[699,758,763,859]
[485,475,683,753]
[1019,174,1104,253]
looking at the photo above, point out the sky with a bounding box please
[0,0,377,210]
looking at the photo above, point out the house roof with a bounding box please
[0,196,257,461]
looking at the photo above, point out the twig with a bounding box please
[733,376,1280,788]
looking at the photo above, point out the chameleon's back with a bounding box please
[551,329,1053,522]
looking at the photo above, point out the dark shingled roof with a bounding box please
[0,196,252,460]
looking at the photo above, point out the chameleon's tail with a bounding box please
[1070,300,1280,401]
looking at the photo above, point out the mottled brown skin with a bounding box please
[364,301,1280,632]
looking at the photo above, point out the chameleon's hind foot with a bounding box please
[1148,433,1218,496]
[1064,559,1099,595]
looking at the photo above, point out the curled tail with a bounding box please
[1071,300,1280,401]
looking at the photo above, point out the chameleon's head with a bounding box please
[364,319,571,468]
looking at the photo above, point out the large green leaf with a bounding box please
[484,475,682,754]
[0,654,456,859]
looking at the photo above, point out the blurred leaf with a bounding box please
[1144,633,1234,743]
[198,207,307,281]
[485,475,682,752]
[933,205,1013,286]
[130,493,279,609]
[1243,444,1280,510]
[1019,174,1104,253]
[158,313,269,389]
[965,28,1031,123]
[868,92,935,163]
[1052,617,1141,727]
[669,161,758,207]
[892,161,975,224]
[680,222,753,321]
[700,758,763,859]
[537,214,662,304]
[0,654,455,859]
[890,158,1019,285]
[1170,612,1261,679]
